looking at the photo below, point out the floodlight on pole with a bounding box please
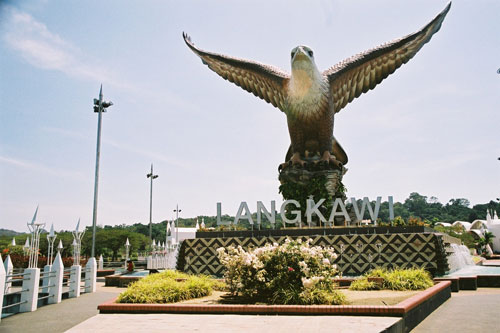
[146,164,159,242]
[174,205,181,243]
[91,84,113,258]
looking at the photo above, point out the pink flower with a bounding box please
[288,267,294,272]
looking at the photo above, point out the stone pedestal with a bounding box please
[279,157,347,226]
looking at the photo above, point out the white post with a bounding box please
[0,256,6,322]
[147,255,152,270]
[20,268,40,312]
[49,252,63,304]
[85,257,97,293]
[98,254,104,270]
[41,264,52,293]
[4,254,13,293]
[69,265,81,298]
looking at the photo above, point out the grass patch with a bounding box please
[349,268,434,291]
[117,270,225,304]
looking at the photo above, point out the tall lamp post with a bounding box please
[146,164,159,242]
[91,85,113,258]
[174,205,181,244]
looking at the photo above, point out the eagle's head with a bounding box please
[291,46,315,66]
[290,45,320,79]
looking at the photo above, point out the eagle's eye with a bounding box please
[291,51,296,59]
[307,50,313,57]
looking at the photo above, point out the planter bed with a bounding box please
[195,226,433,239]
[99,281,451,332]
[105,274,142,288]
[97,269,116,277]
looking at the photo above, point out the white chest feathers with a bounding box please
[287,66,328,119]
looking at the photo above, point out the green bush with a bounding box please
[116,270,224,303]
[392,216,406,226]
[349,268,433,291]
[217,238,346,305]
[384,268,433,291]
[349,278,379,291]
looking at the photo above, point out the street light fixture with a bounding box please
[91,85,113,258]
[146,164,159,242]
[174,205,181,243]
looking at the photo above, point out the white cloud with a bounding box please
[2,7,133,90]
[0,155,85,179]
[2,6,200,113]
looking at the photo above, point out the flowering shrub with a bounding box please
[217,238,346,305]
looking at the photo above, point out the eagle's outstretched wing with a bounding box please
[324,2,451,114]
[183,33,290,111]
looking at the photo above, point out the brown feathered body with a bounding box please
[183,3,451,166]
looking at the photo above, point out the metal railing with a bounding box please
[1,259,97,320]
[2,272,30,315]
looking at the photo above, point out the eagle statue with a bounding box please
[183,3,450,169]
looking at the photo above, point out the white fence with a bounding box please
[146,248,179,270]
[0,253,96,321]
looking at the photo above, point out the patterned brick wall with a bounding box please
[180,232,449,277]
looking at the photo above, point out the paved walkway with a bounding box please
[412,288,500,332]
[67,314,400,333]
[0,282,125,333]
[2,283,500,332]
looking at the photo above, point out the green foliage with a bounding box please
[349,268,434,291]
[433,225,477,249]
[217,238,346,305]
[279,175,333,226]
[117,271,223,304]
[477,231,496,255]
[392,216,406,226]
[297,287,346,305]
[349,279,379,291]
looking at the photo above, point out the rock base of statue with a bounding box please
[278,155,347,226]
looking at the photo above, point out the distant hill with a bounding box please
[0,229,24,237]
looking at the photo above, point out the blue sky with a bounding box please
[1,0,499,232]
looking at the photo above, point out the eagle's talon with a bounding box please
[321,151,342,169]
[290,152,306,168]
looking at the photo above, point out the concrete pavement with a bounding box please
[412,288,500,332]
[67,314,401,333]
[2,283,500,332]
[0,282,125,333]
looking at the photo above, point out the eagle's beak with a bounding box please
[293,48,309,62]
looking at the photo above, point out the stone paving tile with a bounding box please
[66,313,401,333]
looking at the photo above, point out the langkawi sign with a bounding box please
[217,196,395,228]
